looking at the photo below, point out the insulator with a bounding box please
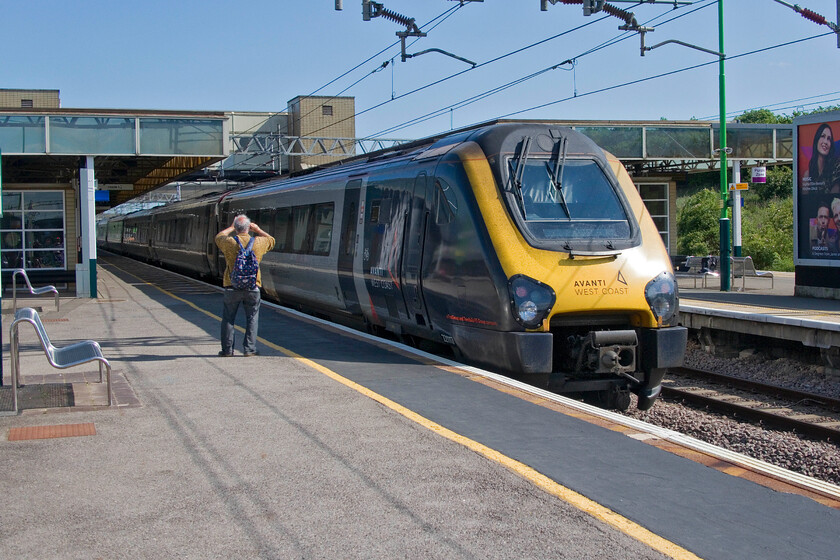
[603,3,633,23]
[800,8,827,25]
[376,6,415,28]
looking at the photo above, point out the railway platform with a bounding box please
[678,271,840,368]
[1,257,839,559]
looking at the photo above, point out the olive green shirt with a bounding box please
[215,232,275,288]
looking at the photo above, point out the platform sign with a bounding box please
[793,111,840,267]
[751,166,766,183]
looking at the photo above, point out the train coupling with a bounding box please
[573,330,638,376]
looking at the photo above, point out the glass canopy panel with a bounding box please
[139,118,224,155]
[645,127,711,158]
[49,116,135,154]
[726,128,775,158]
[713,128,777,159]
[0,115,46,154]
[574,127,643,158]
[776,128,793,158]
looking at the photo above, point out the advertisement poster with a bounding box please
[796,116,840,262]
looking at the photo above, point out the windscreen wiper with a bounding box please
[507,136,532,215]
[545,136,571,218]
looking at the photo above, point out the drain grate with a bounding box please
[0,383,75,412]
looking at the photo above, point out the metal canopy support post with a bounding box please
[626,0,730,289]
[77,156,98,298]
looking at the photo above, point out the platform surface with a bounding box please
[1,258,839,560]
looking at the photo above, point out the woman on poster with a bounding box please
[802,123,838,193]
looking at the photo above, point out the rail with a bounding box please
[11,268,60,312]
[6,307,111,414]
[665,366,840,442]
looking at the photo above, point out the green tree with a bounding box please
[735,109,787,124]
[734,105,840,124]
[741,197,794,271]
[751,165,792,200]
[677,189,720,255]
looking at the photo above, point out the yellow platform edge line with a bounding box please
[283,349,702,560]
[103,262,702,560]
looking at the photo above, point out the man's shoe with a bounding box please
[243,351,259,357]
[218,351,234,357]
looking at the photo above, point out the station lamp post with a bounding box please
[629,0,732,290]
[717,0,731,291]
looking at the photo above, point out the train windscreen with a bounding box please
[507,157,631,241]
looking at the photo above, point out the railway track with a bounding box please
[663,366,840,442]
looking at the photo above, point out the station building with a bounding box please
[0,88,795,297]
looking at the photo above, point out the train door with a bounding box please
[213,199,231,278]
[338,179,363,315]
[401,173,431,327]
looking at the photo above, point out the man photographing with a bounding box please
[215,215,275,357]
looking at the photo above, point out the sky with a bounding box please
[3,1,840,140]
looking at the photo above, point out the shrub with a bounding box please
[676,189,721,255]
[675,189,794,271]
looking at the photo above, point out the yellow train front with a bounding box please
[422,122,686,411]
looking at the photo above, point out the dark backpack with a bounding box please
[230,236,259,290]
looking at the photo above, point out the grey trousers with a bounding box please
[221,288,261,354]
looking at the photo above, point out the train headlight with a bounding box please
[509,275,556,329]
[645,272,678,325]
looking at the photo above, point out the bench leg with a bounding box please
[102,362,112,406]
[9,325,21,414]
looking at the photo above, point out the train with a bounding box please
[97,120,687,411]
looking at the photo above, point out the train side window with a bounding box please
[292,206,313,253]
[377,198,392,224]
[435,179,457,224]
[273,208,290,253]
[257,209,273,231]
[343,202,356,256]
[312,203,334,256]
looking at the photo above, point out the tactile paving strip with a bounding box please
[7,422,96,441]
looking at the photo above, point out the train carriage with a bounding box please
[99,121,686,410]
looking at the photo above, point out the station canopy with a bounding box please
[0,108,228,207]
[559,120,792,174]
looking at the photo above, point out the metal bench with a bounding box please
[7,307,111,414]
[675,256,720,288]
[11,268,60,313]
[730,256,774,291]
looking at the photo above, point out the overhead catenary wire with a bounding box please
[497,31,834,122]
[302,7,617,139]
[309,0,722,140]
[698,90,840,120]
[223,3,466,169]
[366,0,717,138]
[233,3,463,139]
